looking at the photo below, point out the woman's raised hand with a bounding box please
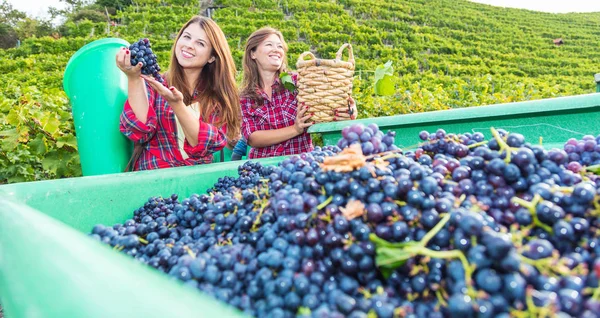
[141,75,184,106]
[294,102,313,134]
[115,47,142,78]
[334,96,357,121]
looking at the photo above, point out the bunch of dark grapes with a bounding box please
[338,123,398,155]
[90,124,600,318]
[129,38,164,84]
[416,128,489,159]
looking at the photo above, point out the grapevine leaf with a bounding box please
[0,99,11,113]
[279,72,296,93]
[0,128,19,151]
[39,113,61,137]
[374,75,395,96]
[42,152,62,175]
[375,246,412,269]
[374,60,396,96]
[29,134,47,155]
[7,175,27,183]
[6,110,20,126]
[57,135,78,150]
[586,164,600,175]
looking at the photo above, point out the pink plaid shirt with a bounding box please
[120,78,227,171]
[241,72,313,159]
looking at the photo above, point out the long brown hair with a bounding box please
[165,16,240,141]
[240,27,289,102]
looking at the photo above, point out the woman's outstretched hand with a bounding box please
[141,75,184,107]
[294,102,313,134]
[334,96,357,121]
[115,47,142,78]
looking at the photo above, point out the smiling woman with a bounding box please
[237,27,357,159]
[115,16,241,171]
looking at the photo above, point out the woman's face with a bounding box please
[251,33,285,72]
[175,23,215,70]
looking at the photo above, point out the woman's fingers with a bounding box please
[297,103,308,118]
[299,114,312,123]
[143,76,166,94]
[116,49,128,69]
[335,112,350,119]
[299,121,313,128]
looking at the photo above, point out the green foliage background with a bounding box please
[1,0,600,183]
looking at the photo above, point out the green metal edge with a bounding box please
[0,157,284,233]
[0,197,245,318]
[308,93,600,133]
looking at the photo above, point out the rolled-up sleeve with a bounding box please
[183,121,227,157]
[119,82,158,144]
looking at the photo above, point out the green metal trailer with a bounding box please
[2,92,600,317]
[309,93,600,152]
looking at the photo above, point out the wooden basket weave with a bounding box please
[296,43,355,123]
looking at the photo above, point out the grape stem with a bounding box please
[435,290,448,307]
[510,194,553,234]
[466,140,488,149]
[419,213,451,247]
[593,286,600,300]
[490,127,517,163]
[317,196,333,210]
[371,212,475,289]
[518,254,570,277]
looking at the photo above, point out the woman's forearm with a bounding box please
[248,125,300,148]
[127,77,150,123]
[171,102,200,146]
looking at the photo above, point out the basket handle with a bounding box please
[335,43,354,66]
[298,51,316,62]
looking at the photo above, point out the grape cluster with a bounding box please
[129,38,164,84]
[338,123,399,155]
[91,125,600,317]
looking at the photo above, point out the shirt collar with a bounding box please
[256,76,280,99]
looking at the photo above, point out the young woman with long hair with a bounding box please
[116,16,241,170]
[238,27,356,159]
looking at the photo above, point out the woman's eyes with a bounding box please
[264,43,283,49]
[183,35,191,39]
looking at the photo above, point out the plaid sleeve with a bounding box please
[183,121,226,157]
[241,98,258,140]
[119,82,158,144]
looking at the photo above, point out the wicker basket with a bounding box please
[296,43,355,123]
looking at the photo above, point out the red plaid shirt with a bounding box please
[241,72,313,159]
[120,78,227,171]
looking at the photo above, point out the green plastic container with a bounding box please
[309,93,600,150]
[0,158,284,318]
[63,38,132,176]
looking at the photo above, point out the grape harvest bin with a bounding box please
[1,93,600,317]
